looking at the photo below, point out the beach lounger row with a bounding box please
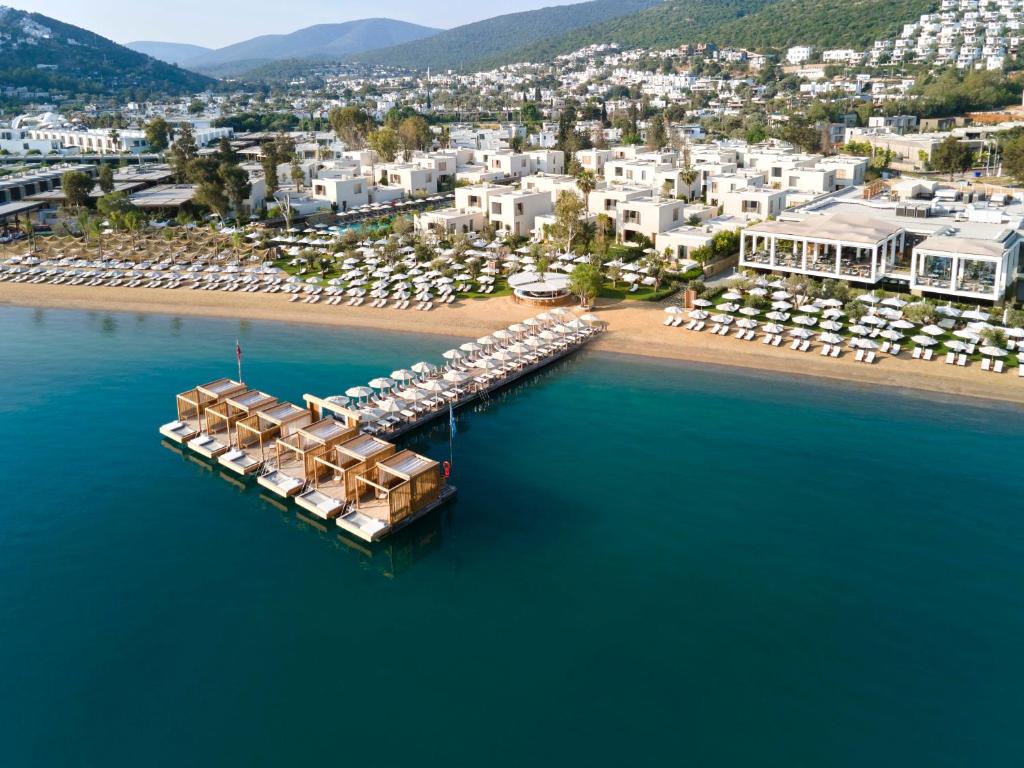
[853,349,876,364]
[911,347,935,361]
[980,358,1006,373]
[944,352,969,367]
[819,344,842,358]
[788,339,812,352]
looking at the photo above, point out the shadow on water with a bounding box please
[160,439,449,579]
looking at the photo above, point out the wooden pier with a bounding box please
[158,313,602,541]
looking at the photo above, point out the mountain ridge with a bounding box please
[172,18,441,76]
[349,0,664,71]
[0,6,215,97]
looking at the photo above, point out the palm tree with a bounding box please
[678,166,699,201]
[18,214,35,252]
[575,168,597,200]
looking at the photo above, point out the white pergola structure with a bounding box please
[910,234,1019,302]
[740,213,905,284]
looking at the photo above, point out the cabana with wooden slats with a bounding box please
[295,433,396,520]
[336,449,447,542]
[188,389,278,458]
[218,402,311,475]
[258,417,357,498]
[159,377,246,444]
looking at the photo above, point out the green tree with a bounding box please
[220,163,252,221]
[18,214,35,251]
[549,190,586,252]
[368,127,400,163]
[328,105,374,148]
[96,190,135,219]
[1001,135,1024,183]
[61,170,93,210]
[397,115,431,158]
[568,262,603,307]
[260,145,280,196]
[290,155,304,191]
[931,136,973,180]
[97,164,115,194]
[646,114,668,150]
[144,117,171,152]
[168,124,198,182]
[575,168,597,199]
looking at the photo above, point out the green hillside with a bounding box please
[351,0,663,71]
[395,0,937,71]
[0,6,215,98]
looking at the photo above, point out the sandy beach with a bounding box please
[3,281,1023,406]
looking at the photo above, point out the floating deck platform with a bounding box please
[336,485,458,543]
[158,314,602,540]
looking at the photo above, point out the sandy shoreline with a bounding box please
[3,282,1024,406]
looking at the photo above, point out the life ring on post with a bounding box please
[443,461,451,478]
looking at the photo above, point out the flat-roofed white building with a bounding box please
[310,171,369,212]
[739,188,1023,302]
[741,213,905,283]
[416,206,485,235]
[616,194,689,243]
[379,163,437,196]
[28,126,232,154]
[488,188,553,237]
[575,148,613,174]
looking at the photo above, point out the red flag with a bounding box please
[236,339,242,362]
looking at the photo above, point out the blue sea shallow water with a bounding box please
[0,305,1022,766]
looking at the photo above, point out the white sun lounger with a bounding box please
[981,358,992,371]
[830,346,841,358]
[912,347,922,359]
[957,354,967,366]
[945,351,956,364]
[994,360,1004,373]
[923,349,933,361]
[855,349,865,363]
[864,351,875,364]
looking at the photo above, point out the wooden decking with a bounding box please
[159,325,598,541]
[335,485,458,543]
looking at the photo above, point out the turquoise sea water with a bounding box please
[1,305,1022,766]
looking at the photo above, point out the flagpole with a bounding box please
[448,402,455,473]
[236,338,243,384]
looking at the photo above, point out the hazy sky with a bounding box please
[23,0,582,48]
